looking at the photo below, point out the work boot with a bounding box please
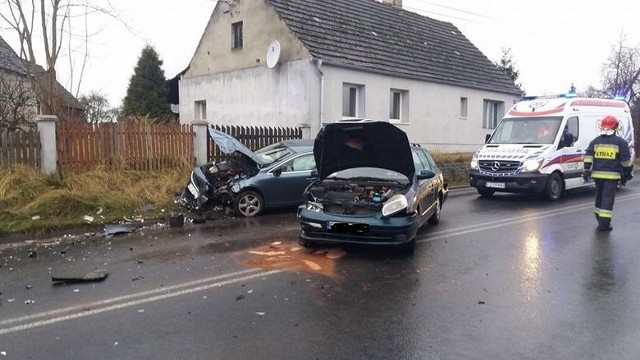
[597,220,612,232]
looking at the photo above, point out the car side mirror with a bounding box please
[485,134,491,143]
[310,169,318,178]
[273,167,282,177]
[417,169,436,180]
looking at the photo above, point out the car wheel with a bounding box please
[477,188,495,197]
[544,172,564,201]
[427,197,441,225]
[299,238,314,249]
[233,190,264,217]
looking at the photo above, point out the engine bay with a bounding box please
[197,154,259,207]
[307,180,407,215]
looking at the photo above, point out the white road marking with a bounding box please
[3,190,639,335]
[0,268,280,335]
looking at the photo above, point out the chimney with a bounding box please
[382,0,402,8]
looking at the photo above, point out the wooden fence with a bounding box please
[0,129,41,168]
[208,125,303,162]
[57,121,194,170]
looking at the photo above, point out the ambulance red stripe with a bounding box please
[569,99,626,107]
[508,108,564,116]
[541,154,584,169]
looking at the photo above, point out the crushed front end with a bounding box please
[177,155,257,213]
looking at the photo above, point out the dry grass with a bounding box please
[0,165,191,235]
[431,152,473,164]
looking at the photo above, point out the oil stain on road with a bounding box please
[238,238,346,280]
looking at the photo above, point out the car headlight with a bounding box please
[522,158,543,172]
[382,194,408,217]
[470,158,479,170]
[305,201,323,212]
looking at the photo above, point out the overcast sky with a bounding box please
[3,0,639,107]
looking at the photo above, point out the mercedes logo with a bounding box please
[491,161,501,171]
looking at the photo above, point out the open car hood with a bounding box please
[314,121,414,181]
[208,128,266,165]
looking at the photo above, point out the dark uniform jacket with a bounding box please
[584,134,633,180]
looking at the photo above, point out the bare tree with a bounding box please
[79,91,118,123]
[600,34,640,103]
[582,85,610,98]
[0,72,36,131]
[0,0,121,117]
[599,34,640,155]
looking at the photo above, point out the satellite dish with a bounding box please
[266,40,281,69]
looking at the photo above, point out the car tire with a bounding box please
[427,197,441,225]
[477,188,495,197]
[233,190,264,217]
[299,238,314,249]
[544,172,564,201]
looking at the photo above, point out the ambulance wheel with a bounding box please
[233,190,264,217]
[477,188,495,197]
[544,172,564,201]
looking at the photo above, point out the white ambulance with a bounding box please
[469,97,635,200]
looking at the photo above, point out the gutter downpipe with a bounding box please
[314,58,324,133]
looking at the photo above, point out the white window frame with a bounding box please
[342,83,365,119]
[460,97,468,119]
[194,100,207,121]
[483,99,504,129]
[389,89,409,124]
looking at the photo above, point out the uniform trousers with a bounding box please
[593,179,618,225]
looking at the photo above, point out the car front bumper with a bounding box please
[469,169,550,193]
[297,206,419,246]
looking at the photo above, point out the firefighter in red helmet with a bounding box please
[583,115,634,231]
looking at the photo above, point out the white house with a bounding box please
[179,0,522,152]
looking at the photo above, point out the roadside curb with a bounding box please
[448,185,474,197]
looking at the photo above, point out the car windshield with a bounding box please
[489,116,563,145]
[253,142,294,166]
[326,167,410,184]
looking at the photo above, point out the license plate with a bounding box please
[187,183,199,197]
[486,181,505,189]
[325,222,369,234]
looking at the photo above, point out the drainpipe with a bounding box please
[314,58,324,132]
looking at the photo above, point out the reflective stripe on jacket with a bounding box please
[583,134,632,180]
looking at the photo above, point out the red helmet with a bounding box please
[600,115,619,131]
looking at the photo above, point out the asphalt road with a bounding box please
[1,183,640,359]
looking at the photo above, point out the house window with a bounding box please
[232,21,243,49]
[342,83,364,119]
[195,100,207,120]
[389,89,409,123]
[483,99,504,129]
[460,97,468,118]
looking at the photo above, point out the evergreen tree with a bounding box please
[122,45,174,121]
[495,47,522,90]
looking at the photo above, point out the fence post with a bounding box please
[297,123,311,139]
[192,121,209,166]
[36,115,58,174]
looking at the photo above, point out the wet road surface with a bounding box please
[1,183,640,359]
